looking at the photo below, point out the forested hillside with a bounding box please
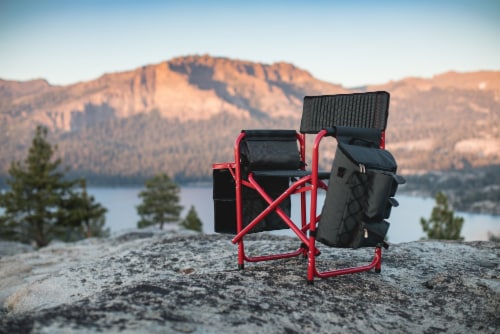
[57,112,298,184]
[383,85,500,173]
[1,55,499,185]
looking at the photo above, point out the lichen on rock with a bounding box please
[0,231,498,333]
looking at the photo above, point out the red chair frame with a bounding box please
[213,91,391,283]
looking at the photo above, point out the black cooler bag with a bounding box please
[316,142,405,248]
[213,168,290,234]
[213,130,298,234]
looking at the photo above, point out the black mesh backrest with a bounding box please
[300,91,390,134]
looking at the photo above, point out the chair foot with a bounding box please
[238,264,244,270]
[375,268,381,273]
[307,279,314,285]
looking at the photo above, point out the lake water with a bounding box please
[89,186,500,243]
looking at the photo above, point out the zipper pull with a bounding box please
[359,164,366,173]
[364,228,368,239]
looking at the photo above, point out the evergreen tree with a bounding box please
[58,179,109,240]
[136,173,183,229]
[180,205,203,232]
[0,126,108,247]
[420,191,464,240]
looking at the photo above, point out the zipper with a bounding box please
[362,224,390,249]
[359,163,366,173]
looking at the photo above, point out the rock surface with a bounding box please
[0,230,499,333]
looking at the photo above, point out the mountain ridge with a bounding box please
[1,55,347,130]
[1,55,499,181]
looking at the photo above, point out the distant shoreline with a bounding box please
[1,165,499,216]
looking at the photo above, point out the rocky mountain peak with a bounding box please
[0,78,52,99]
[0,56,498,180]
[0,55,345,131]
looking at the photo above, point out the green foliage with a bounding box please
[420,191,464,240]
[4,112,297,184]
[0,126,108,247]
[136,173,183,229]
[58,179,109,240]
[180,205,203,232]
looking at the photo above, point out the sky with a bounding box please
[1,0,499,88]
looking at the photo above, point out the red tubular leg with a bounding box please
[314,247,382,279]
[375,246,382,273]
[307,130,328,283]
[234,133,245,269]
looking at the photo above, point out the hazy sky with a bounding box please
[1,0,499,87]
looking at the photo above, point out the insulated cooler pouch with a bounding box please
[213,168,290,234]
[213,167,237,234]
[316,142,405,248]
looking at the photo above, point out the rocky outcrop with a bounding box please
[1,231,498,333]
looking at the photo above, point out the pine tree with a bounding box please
[58,179,109,240]
[0,126,108,247]
[136,173,183,229]
[180,205,203,232]
[420,191,464,240]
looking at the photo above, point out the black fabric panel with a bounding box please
[242,176,290,233]
[214,199,237,234]
[316,144,403,248]
[213,168,235,199]
[317,147,361,247]
[253,170,330,179]
[300,91,389,134]
[240,130,301,171]
[242,129,297,139]
[213,170,291,234]
[354,220,390,248]
[365,172,399,221]
[213,168,237,234]
[338,143,397,172]
[241,140,301,171]
[335,126,382,147]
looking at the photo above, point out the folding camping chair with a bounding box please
[213,91,405,283]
